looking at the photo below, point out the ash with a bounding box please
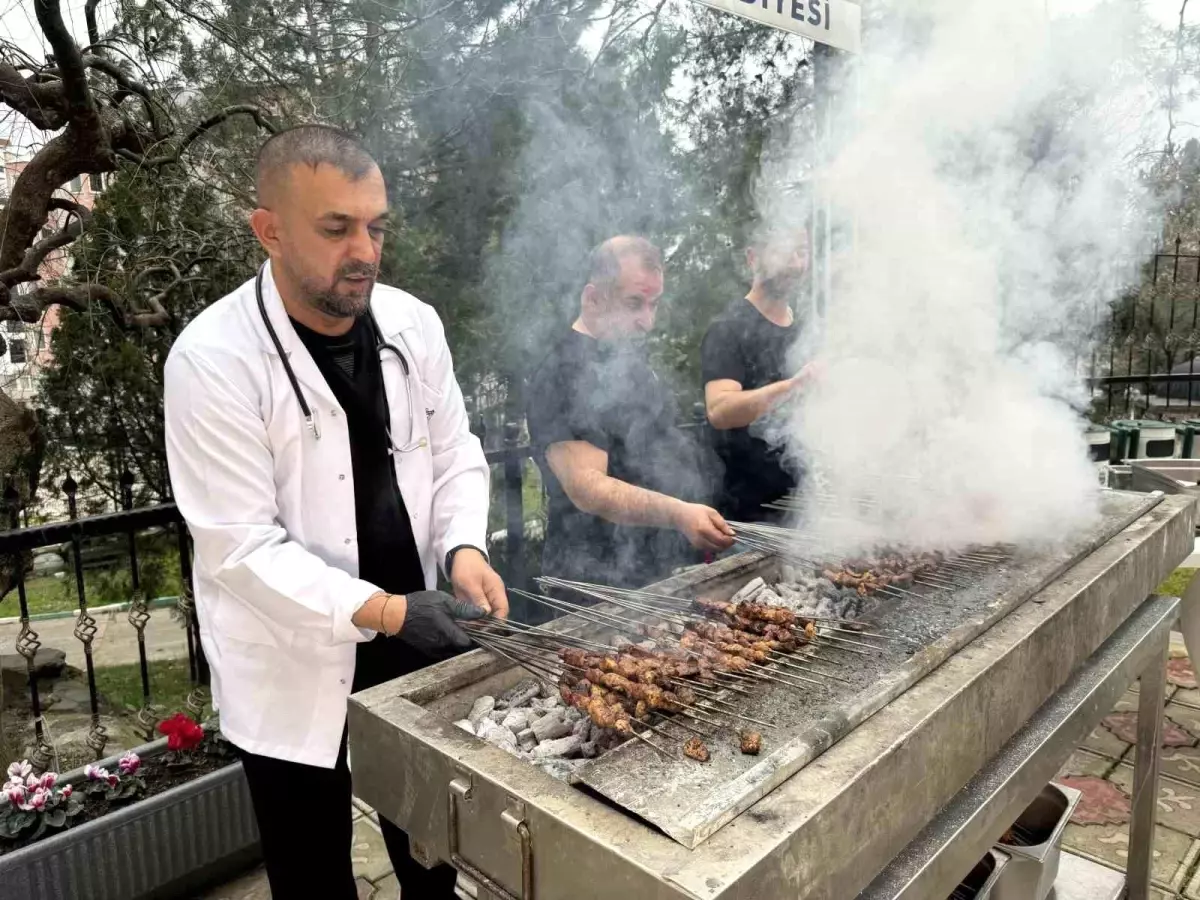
[452,677,626,781]
[735,566,883,621]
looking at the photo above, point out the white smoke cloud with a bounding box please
[768,0,1159,553]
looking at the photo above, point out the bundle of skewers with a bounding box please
[460,577,888,763]
[727,520,1013,601]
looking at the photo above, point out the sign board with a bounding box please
[691,0,861,54]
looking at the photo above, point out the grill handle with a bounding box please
[448,776,534,900]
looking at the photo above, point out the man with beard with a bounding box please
[163,125,504,899]
[702,226,816,522]
[526,236,734,593]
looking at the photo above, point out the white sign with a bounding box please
[691,0,862,54]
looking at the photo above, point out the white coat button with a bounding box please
[340,679,346,685]
[330,409,338,418]
[339,474,346,481]
[344,538,352,545]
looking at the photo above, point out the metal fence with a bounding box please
[1090,237,1200,418]
[0,475,204,772]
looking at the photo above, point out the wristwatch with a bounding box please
[445,544,488,578]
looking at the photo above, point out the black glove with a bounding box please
[396,590,486,655]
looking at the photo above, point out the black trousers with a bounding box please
[237,635,460,899]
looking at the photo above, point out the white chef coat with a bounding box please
[163,262,489,768]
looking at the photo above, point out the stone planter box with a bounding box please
[0,737,261,900]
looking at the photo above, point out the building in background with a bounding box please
[0,135,100,403]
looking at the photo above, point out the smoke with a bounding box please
[766,0,1157,554]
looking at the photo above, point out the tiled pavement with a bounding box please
[1059,634,1200,899]
[196,798,398,900]
[198,635,1200,900]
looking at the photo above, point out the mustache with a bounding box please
[336,262,377,280]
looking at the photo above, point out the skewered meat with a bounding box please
[683,737,710,762]
[739,730,762,755]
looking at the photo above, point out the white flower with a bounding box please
[26,788,48,811]
[84,764,111,782]
[38,772,57,791]
[5,761,31,784]
[4,783,25,807]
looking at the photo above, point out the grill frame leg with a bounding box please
[1125,635,1167,900]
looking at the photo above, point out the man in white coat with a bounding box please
[163,125,506,899]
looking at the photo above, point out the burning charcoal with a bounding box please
[467,695,496,729]
[488,709,509,725]
[731,577,765,604]
[562,705,582,723]
[755,588,783,606]
[501,709,530,732]
[577,741,598,759]
[518,732,537,753]
[571,717,588,737]
[453,719,475,736]
[476,719,518,751]
[531,710,573,742]
[529,696,561,712]
[497,678,541,710]
[532,734,584,759]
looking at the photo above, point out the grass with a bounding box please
[1,551,185,619]
[1157,567,1198,598]
[94,658,209,721]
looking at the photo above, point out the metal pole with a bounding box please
[1125,631,1168,900]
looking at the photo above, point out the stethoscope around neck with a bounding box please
[255,262,428,454]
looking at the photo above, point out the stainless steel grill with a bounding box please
[348,490,1195,900]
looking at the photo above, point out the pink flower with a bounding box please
[106,774,119,788]
[24,774,39,789]
[38,772,57,791]
[117,752,140,776]
[4,783,25,807]
[26,788,48,811]
[59,784,73,800]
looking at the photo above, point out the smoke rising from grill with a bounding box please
[767,0,1155,554]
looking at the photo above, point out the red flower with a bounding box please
[158,713,204,751]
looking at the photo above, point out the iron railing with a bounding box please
[1090,237,1200,418]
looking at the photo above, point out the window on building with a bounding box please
[91,172,104,192]
[67,175,82,192]
[9,339,27,365]
[3,319,22,334]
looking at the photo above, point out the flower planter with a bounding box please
[0,738,261,900]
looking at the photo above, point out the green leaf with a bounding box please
[44,809,66,828]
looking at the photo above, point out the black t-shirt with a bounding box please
[526,330,717,588]
[290,316,440,686]
[700,298,802,521]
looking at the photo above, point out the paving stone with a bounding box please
[1170,658,1199,690]
[1103,711,1197,749]
[373,872,400,900]
[195,864,271,899]
[1111,766,1200,838]
[352,817,393,883]
[1165,703,1200,740]
[1057,749,1113,779]
[356,877,376,900]
[1176,687,1200,710]
[1062,822,1191,891]
[1083,723,1133,761]
[1115,689,1140,713]
[1161,745,1200,788]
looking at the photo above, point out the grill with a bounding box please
[348,489,1194,900]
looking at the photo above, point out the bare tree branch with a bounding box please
[1,283,169,327]
[0,62,68,130]
[84,0,101,48]
[0,198,92,288]
[34,0,108,151]
[83,55,167,139]
[121,104,277,167]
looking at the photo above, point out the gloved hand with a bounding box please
[396,590,486,655]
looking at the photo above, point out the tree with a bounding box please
[0,0,273,596]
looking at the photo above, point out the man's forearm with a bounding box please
[707,379,793,430]
[568,470,682,529]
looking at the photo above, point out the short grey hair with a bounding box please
[255,125,378,206]
[587,235,663,296]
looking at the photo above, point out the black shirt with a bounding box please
[700,298,802,521]
[290,316,435,686]
[526,330,716,588]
